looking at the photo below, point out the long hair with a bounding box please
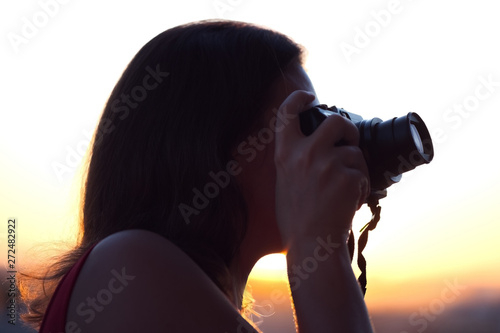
[19,20,303,329]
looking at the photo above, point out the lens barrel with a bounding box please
[299,107,434,191]
[357,112,433,190]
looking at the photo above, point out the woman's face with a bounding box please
[235,62,320,254]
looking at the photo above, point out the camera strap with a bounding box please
[348,196,382,297]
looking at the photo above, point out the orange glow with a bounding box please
[250,254,288,282]
[3,2,500,332]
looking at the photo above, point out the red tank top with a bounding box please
[39,244,96,333]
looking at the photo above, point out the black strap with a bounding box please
[347,196,382,296]
[348,227,355,262]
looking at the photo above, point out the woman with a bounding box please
[21,20,373,332]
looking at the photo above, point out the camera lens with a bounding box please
[298,106,434,192]
[410,123,424,155]
[357,112,434,190]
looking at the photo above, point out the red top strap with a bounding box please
[39,244,96,333]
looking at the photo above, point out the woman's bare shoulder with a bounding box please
[66,229,258,332]
[88,229,192,269]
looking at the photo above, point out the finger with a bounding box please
[274,90,316,157]
[308,113,360,149]
[327,146,371,208]
[330,146,368,175]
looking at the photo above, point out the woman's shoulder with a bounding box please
[91,228,188,265]
[67,229,256,332]
[78,229,197,291]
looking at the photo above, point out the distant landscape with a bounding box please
[2,270,499,332]
[248,276,500,333]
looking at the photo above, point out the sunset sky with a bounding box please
[1,0,499,332]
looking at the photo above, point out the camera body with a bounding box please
[299,105,434,194]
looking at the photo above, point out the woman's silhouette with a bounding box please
[21,20,373,332]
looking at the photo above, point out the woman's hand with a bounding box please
[274,90,370,250]
[274,90,374,333]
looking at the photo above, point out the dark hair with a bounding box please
[19,20,303,329]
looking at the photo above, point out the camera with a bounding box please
[299,105,434,195]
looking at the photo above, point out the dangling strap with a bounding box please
[347,196,382,296]
[348,228,355,262]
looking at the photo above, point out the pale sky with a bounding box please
[1,0,499,324]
